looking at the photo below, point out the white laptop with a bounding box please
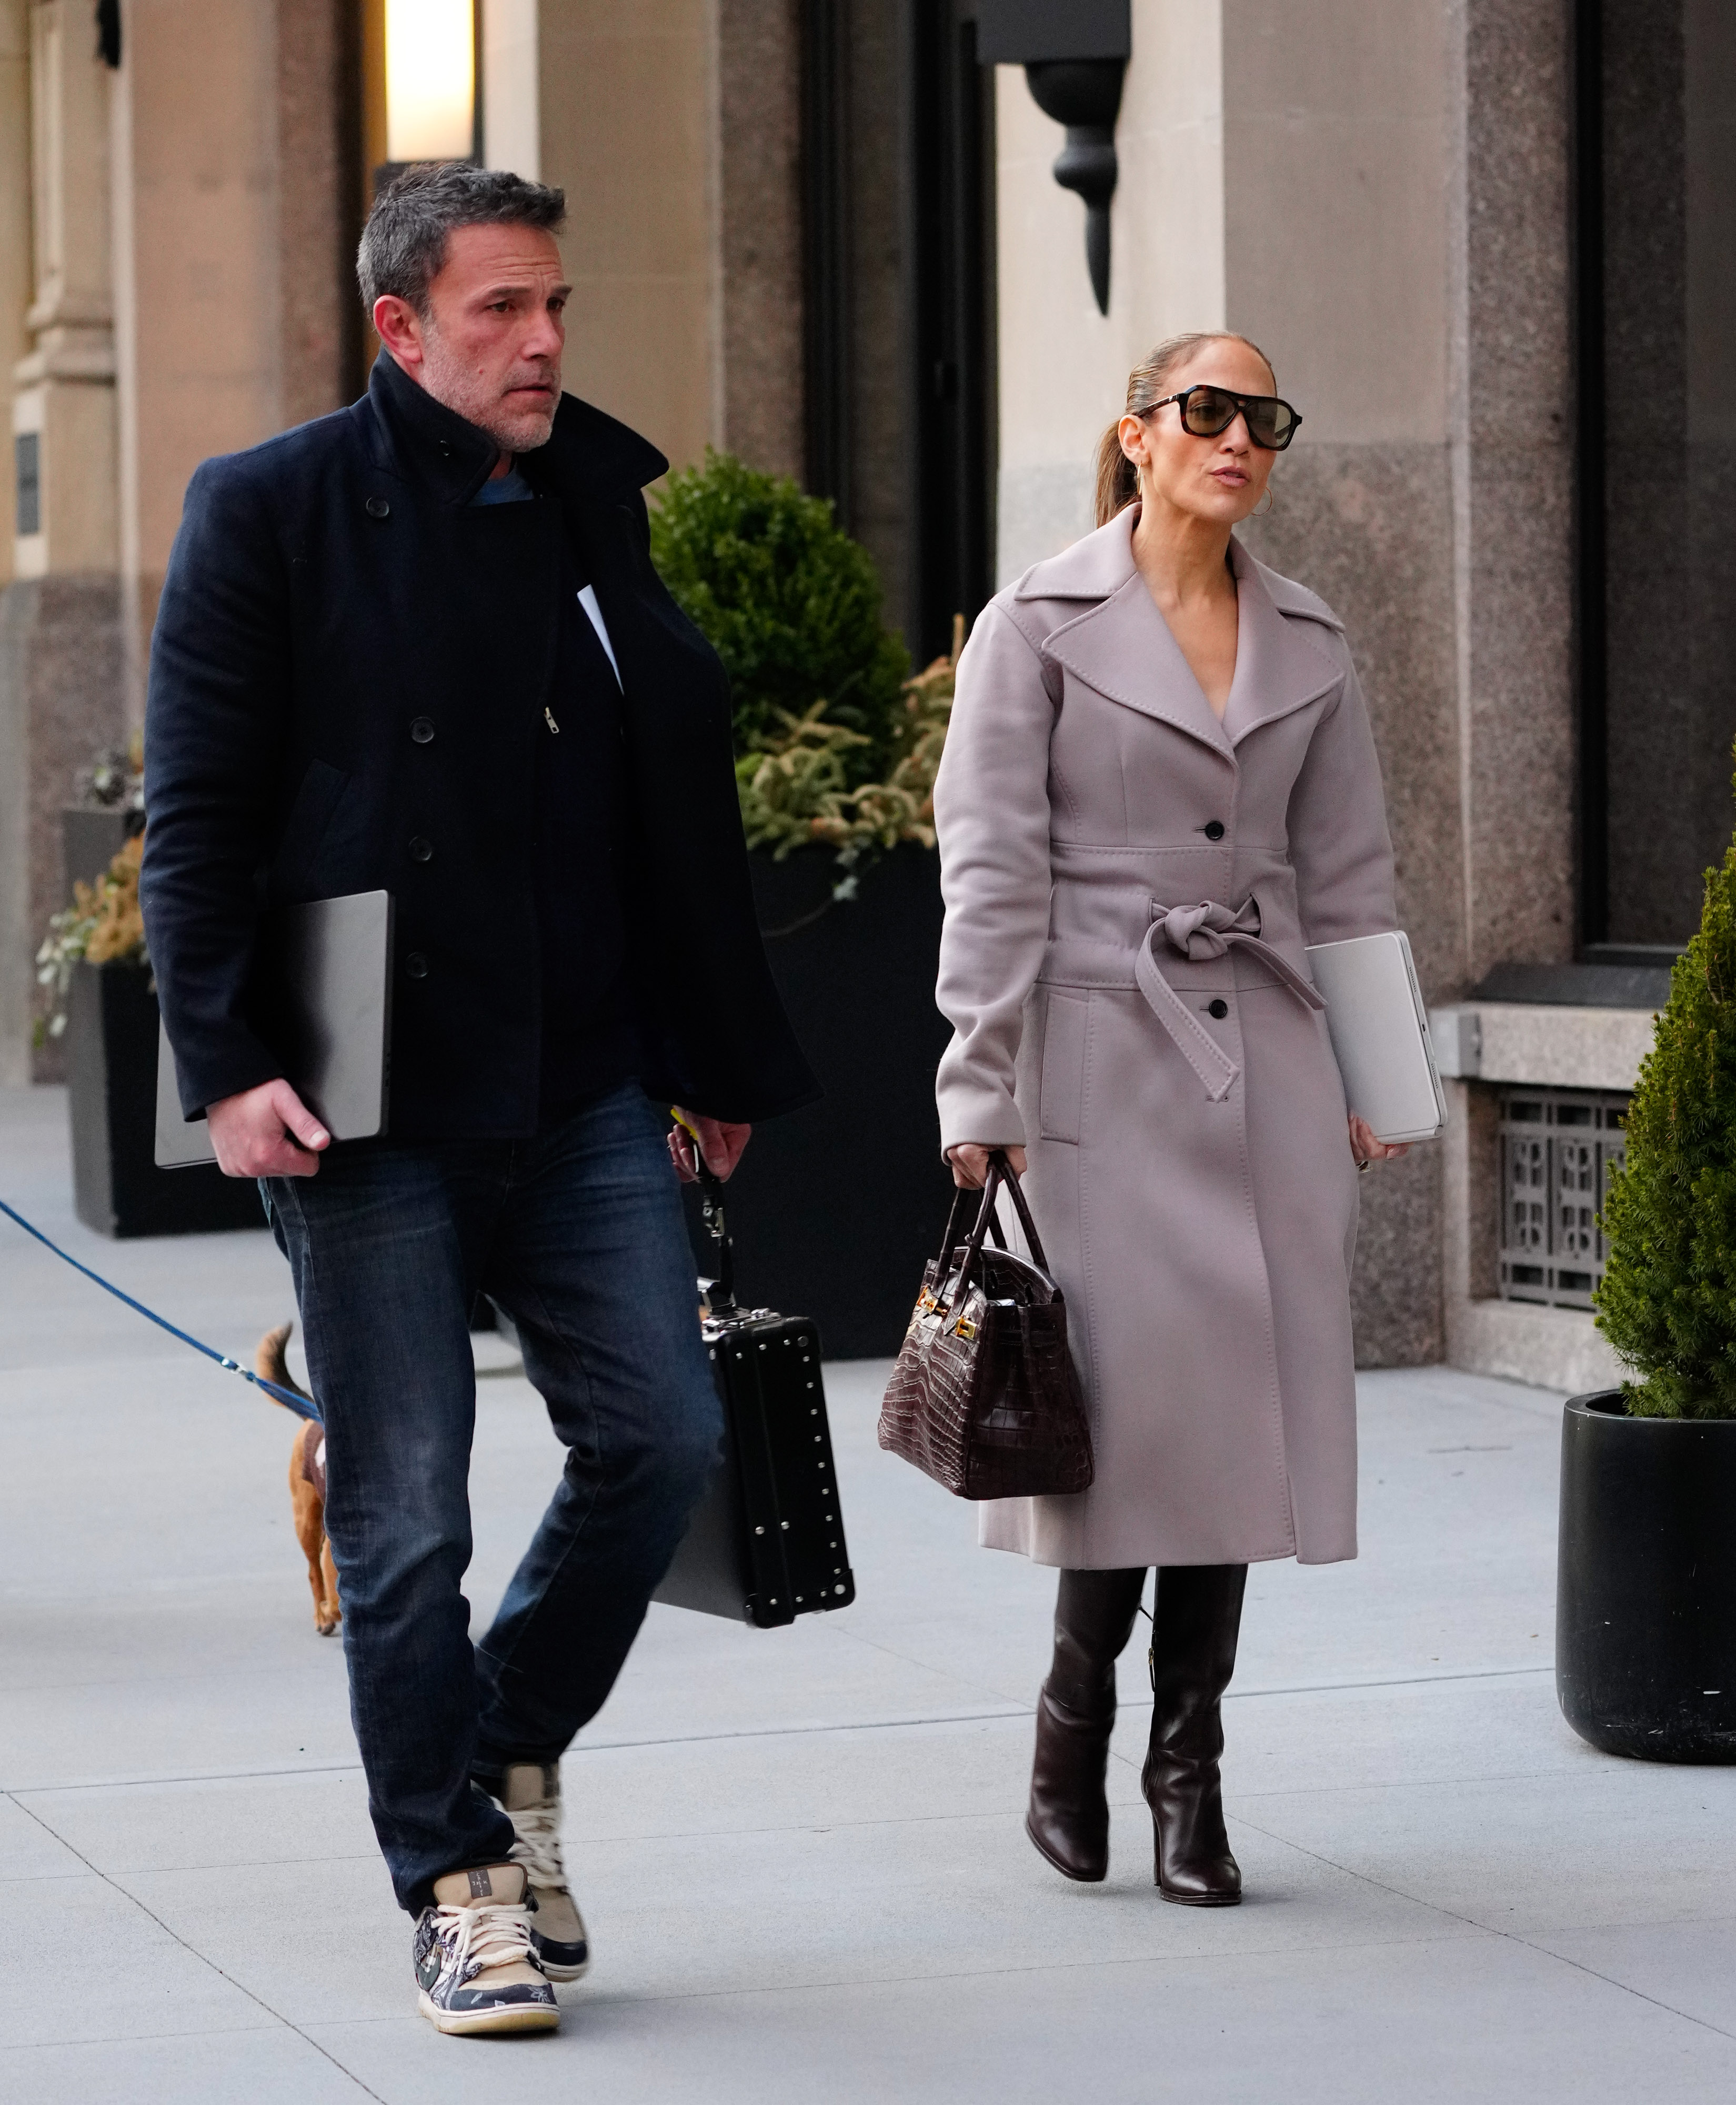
[155,891,395,1167]
[1304,929,1447,1145]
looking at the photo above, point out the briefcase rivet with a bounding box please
[754,1525,765,1536]
[365,495,390,518]
[781,1520,790,1530]
[834,1585,846,1594]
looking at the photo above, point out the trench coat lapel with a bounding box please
[1021,512,1234,759]
[1221,540,1346,745]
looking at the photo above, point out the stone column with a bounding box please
[714,0,804,482]
[0,0,125,1084]
[538,1,718,475]
[993,0,1227,585]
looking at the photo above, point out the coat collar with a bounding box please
[1019,508,1345,757]
[360,350,668,509]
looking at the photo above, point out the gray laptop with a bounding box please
[1304,929,1447,1145]
[155,891,395,1167]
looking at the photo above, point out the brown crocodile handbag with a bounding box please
[878,1152,1094,1500]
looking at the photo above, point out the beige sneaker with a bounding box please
[413,1862,560,2036]
[498,1763,591,1981]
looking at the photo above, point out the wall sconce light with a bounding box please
[385,0,478,165]
[978,0,1130,316]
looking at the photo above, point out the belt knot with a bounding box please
[1151,896,1262,961]
[1136,895,1324,1102]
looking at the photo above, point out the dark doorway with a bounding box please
[1577,0,1736,950]
[801,0,996,664]
[907,1,997,664]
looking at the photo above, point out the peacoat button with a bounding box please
[365,496,390,519]
[408,836,433,862]
[1203,819,1226,841]
[405,952,428,979]
[1208,998,1229,1019]
[410,717,435,744]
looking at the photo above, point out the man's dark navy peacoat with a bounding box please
[141,353,817,1136]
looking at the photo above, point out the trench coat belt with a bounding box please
[1133,898,1326,1104]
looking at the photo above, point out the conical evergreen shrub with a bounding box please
[1595,765,1736,1419]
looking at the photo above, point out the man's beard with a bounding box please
[416,328,559,455]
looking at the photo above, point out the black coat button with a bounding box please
[1208,998,1229,1019]
[408,836,433,862]
[1204,819,1226,841]
[410,717,434,744]
[365,496,390,519]
[405,952,428,979]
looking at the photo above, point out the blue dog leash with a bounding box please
[0,1192,322,1424]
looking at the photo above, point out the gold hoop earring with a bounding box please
[1253,487,1275,518]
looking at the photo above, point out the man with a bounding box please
[141,165,816,2038]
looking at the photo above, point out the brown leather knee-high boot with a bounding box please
[1026,1567,1147,1881]
[1142,1563,1248,1906]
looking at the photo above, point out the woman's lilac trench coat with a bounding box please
[932,508,1397,1570]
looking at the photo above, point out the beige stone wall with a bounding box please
[714,0,802,480]
[994,0,1227,584]
[534,2,805,484]
[539,1,716,473]
[277,0,360,430]
[115,0,286,675]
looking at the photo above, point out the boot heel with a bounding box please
[1143,1752,1242,1906]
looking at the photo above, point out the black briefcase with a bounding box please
[654,1166,857,1629]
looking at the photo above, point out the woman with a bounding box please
[932,333,1406,1905]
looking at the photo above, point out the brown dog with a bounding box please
[257,1322,340,1636]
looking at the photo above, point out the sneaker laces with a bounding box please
[507,1799,568,1893]
[435,1898,537,1982]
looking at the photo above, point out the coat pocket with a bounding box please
[1038,991,1090,1145]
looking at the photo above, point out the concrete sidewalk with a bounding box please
[3,1082,1734,2103]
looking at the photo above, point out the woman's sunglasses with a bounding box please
[1143,384,1302,452]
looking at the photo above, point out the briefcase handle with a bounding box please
[689,1155,738,1312]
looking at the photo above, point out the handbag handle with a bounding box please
[984,1149,1053,1274]
[938,1179,1006,1266]
[944,1150,1052,1311]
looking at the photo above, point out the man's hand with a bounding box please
[668,1109,751,1184]
[206,1079,330,1178]
[947,1143,1028,1190]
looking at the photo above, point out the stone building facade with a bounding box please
[2,1,1723,1389]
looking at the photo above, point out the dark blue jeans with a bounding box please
[265,1084,720,1912]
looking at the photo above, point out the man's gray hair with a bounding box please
[357,163,567,317]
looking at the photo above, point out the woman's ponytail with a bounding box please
[1093,422,1139,529]
[1093,330,1277,530]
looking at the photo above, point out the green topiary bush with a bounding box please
[649,449,909,780]
[1595,763,1736,1418]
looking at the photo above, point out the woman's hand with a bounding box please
[1349,1114,1409,1169]
[947,1142,1028,1189]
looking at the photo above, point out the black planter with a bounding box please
[683,845,956,1359]
[1557,1389,1736,1762]
[66,961,268,1238]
